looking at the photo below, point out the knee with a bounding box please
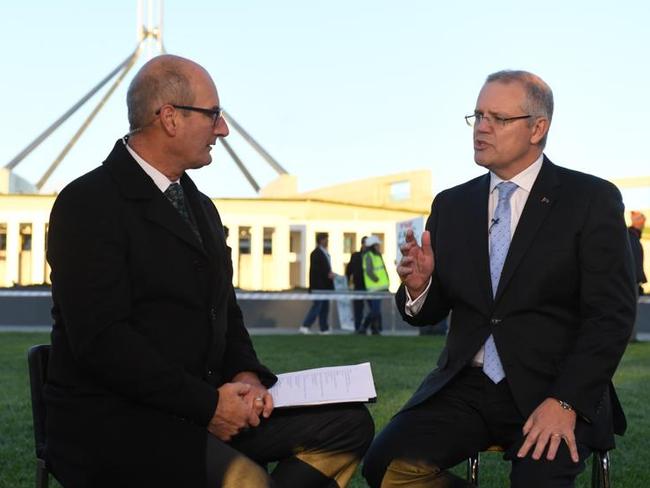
[347,405,375,454]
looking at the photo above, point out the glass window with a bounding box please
[390,181,411,201]
[343,233,356,253]
[238,226,251,255]
[20,223,32,251]
[263,227,274,255]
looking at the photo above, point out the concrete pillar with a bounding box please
[328,228,344,276]
[250,225,263,290]
[228,225,240,288]
[5,220,20,286]
[31,221,46,284]
[273,223,290,289]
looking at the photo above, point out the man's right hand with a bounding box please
[207,382,253,442]
[396,230,434,298]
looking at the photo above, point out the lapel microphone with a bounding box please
[489,218,500,234]
[541,197,550,204]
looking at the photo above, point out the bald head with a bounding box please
[126,54,210,131]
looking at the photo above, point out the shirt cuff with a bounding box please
[404,278,432,317]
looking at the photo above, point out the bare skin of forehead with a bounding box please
[138,54,210,82]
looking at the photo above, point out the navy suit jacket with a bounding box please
[395,156,636,449]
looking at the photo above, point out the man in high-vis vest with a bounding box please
[361,235,389,335]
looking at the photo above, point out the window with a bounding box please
[343,233,356,253]
[238,227,251,255]
[20,223,32,251]
[0,223,6,261]
[263,227,274,255]
[390,181,411,201]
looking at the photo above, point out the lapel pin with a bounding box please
[541,197,550,204]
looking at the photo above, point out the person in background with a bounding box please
[345,236,368,332]
[300,233,335,334]
[628,211,647,296]
[360,235,389,335]
[627,210,646,342]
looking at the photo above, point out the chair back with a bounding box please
[28,345,50,460]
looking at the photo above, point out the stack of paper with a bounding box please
[269,362,377,408]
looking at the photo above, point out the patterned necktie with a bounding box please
[483,181,518,383]
[164,183,202,244]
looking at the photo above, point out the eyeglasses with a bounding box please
[465,113,532,128]
[156,104,224,126]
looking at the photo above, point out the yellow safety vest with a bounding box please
[362,251,389,291]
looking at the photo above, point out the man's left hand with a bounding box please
[517,397,579,463]
[231,371,274,423]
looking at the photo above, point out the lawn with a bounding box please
[1,332,648,487]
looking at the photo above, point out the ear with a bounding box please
[158,105,178,136]
[529,117,549,145]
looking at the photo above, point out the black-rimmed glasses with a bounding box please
[156,104,224,125]
[465,113,532,128]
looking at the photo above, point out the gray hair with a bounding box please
[126,57,196,131]
[486,70,554,147]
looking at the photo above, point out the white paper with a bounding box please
[269,362,377,408]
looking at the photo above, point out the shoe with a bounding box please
[299,326,312,335]
[318,328,332,335]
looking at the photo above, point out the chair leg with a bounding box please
[592,451,611,488]
[36,458,49,488]
[467,452,480,486]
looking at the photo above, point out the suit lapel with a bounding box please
[464,174,493,307]
[103,140,206,255]
[494,157,560,302]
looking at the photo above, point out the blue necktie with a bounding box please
[483,181,518,383]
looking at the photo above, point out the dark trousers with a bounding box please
[206,403,374,487]
[302,300,330,331]
[363,368,590,488]
[360,299,382,334]
[353,300,367,330]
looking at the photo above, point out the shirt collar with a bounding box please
[124,142,179,193]
[489,153,544,194]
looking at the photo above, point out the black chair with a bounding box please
[467,445,611,487]
[28,344,52,488]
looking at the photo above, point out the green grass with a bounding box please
[1,333,648,487]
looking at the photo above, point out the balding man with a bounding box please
[362,70,636,487]
[45,54,373,488]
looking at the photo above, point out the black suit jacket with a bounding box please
[309,247,334,291]
[45,140,276,487]
[396,157,636,449]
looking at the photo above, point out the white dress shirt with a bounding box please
[405,154,545,364]
[124,141,178,192]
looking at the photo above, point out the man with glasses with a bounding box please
[45,54,373,488]
[363,70,636,487]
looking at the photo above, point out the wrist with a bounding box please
[555,398,574,412]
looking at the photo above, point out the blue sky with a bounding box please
[1,1,648,202]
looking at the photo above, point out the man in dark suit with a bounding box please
[345,236,368,332]
[300,233,335,334]
[363,70,636,487]
[45,54,373,488]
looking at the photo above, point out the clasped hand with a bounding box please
[397,229,434,298]
[208,373,274,442]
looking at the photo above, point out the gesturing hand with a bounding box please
[207,382,253,442]
[517,397,579,463]
[396,230,434,298]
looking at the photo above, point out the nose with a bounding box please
[214,117,229,137]
[475,116,491,132]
